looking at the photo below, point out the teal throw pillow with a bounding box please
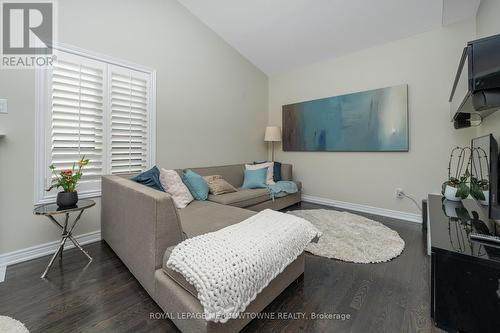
[182,169,209,200]
[242,167,268,189]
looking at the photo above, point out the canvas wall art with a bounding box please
[282,85,408,152]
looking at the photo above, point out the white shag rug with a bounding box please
[0,316,29,333]
[288,209,405,263]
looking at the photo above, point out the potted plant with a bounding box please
[442,173,470,202]
[471,177,489,205]
[47,156,89,207]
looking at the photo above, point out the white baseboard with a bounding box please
[301,194,422,223]
[0,230,102,268]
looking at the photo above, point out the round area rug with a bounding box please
[0,316,29,333]
[288,209,405,263]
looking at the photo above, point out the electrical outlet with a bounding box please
[395,188,404,198]
[0,99,7,114]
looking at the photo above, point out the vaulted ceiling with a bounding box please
[179,0,481,75]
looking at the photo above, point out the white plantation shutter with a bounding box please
[109,66,151,174]
[50,53,105,185]
[35,47,156,203]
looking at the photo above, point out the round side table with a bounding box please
[33,199,96,278]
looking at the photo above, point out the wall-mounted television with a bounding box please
[471,134,500,219]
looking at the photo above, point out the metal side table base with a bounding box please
[34,200,96,279]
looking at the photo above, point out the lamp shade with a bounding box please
[264,126,281,142]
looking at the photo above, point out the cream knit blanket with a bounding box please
[166,209,320,323]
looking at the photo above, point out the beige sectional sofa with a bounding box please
[101,163,302,333]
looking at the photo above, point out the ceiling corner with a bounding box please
[442,0,481,26]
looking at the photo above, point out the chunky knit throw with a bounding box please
[166,209,320,323]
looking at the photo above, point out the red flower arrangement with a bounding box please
[47,156,89,193]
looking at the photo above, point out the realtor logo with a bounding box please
[1,1,56,68]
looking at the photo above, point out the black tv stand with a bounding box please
[427,194,500,333]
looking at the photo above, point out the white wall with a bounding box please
[0,0,268,254]
[476,0,500,141]
[476,0,500,44]
[268,20,477,215]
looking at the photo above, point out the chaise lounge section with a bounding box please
[101,163,302,332]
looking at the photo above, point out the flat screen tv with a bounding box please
[471,134,500,219]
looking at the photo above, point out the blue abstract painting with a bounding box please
[282,85,408,152]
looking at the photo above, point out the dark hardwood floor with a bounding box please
[0,202,441,333]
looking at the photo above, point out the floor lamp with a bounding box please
[264,126,281,161]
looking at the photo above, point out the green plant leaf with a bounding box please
[456,182,470,199]
[470,183,485,200]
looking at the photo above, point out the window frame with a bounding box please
[34,43,156,204]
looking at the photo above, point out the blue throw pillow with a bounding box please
[242,167,268,189]
[254,161,282,182]
[273,161,282,182]
[131,166,164,192]
[182,169,209,200]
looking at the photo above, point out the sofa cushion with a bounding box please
[162,246,198,297]
[181,169,209,201]
[203,175,237,195]
[207,188,270,208]
[253,161,282,182]
[246,162,274,185]
[178,164,245,188]
[273,161,282,182]
[130,166,164,192]
[178,201,255,238]
[160,168,194,208]
[242,168,268,189]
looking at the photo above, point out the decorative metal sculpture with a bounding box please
[442,146,472,200]
[470,146,490,202]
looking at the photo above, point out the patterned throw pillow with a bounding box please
[203,175,237,195]
[160,168,194,208]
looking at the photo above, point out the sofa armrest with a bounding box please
[101,175,183,296]
[281,164,293,181]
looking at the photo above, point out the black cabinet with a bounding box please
[428,195,500,333]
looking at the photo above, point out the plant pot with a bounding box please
[442,200,463,218]
[444,185,461,202]
[479,190,489,206]
[56,191,78,208]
